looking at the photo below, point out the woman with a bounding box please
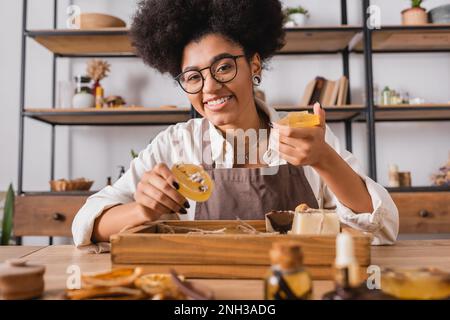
[72,0,398,247]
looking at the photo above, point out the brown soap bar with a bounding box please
[0,259,45,300]
[265,211,295,234]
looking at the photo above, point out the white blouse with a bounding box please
[72,101,399,247]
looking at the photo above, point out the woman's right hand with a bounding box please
[134,163,190,221]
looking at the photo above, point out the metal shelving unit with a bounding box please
[360,0,450,181]
[17,0,450,243]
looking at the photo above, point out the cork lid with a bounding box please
[269,241,304,270]
[0,259,45,279]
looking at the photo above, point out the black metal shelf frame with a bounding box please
[362,0,377,179]
[17,0,450,244]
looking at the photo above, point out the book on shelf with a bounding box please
[322,79,339,106]
[336,75,348,106]
[300,75,349,107]
[300,78,317,106]
[328,79,340,106]
[310,76,326,106]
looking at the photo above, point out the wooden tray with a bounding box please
[110,220,372,280]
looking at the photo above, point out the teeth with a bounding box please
[206,96,231,106]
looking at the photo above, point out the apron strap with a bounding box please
[200,119,215,169]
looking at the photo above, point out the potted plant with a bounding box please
[284,6,310,28]
[1,184,14,245]
[401,0,428,25]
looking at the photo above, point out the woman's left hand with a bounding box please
[273,102,329,167]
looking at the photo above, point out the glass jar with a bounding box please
[72,75,94,108]
[381,86,391,105]
[264,242,312,300]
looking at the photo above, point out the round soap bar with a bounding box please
[277,111,320,128]
[0,259,45,300]
[171,164,213,202]
[381,267,450,300]
[82,267,142,288]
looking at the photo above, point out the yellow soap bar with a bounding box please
[171,164,213,202]
[277,111,320,128]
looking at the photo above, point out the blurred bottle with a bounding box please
[95,85,104,109]
[322,233,367,300]
[388,164,400,188]
[264,242,312,300]
[381,86,391,105]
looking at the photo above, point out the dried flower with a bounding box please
[431,153,450,186]
[86,59,111,82]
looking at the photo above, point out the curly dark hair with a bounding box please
[130,0,286,78]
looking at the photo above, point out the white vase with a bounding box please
[72,92,95,108]
[289,13,307,27]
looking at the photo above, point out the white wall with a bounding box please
[0,0,449,244]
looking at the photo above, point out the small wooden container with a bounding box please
[111,220,372,280]
[398,172,412,187]
[0,259,45,300]
[49,178,94,191]
[75,13,126,29]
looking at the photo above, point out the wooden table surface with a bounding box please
[2,240,450,300]
[0,246,44,263]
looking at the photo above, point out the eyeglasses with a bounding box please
[175,54,245,94]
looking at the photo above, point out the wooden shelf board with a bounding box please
[24,107,191,125]
[377,103,450,108]
[386,186,450,193]
[23,104,450,125]
[25,106,189,113]
[354,25,450,52]
[374,104,450,121]
[276,104,365,109]
[28,28,133,55]
[275,104,365,121]
[21,191,96,196]
[28,26,362,56]
[281,26,362,53]
[21,186,449,197]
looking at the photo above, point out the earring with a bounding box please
[252,74,261,86]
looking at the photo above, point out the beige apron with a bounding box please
[195,119,319,220]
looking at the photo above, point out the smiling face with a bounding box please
[180,34,262,130]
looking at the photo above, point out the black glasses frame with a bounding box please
[175,54,246,94]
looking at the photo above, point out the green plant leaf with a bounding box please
[131,149,138,159]
[284,6,309,16]
[411,0,422,8]
[1,184,14,245]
